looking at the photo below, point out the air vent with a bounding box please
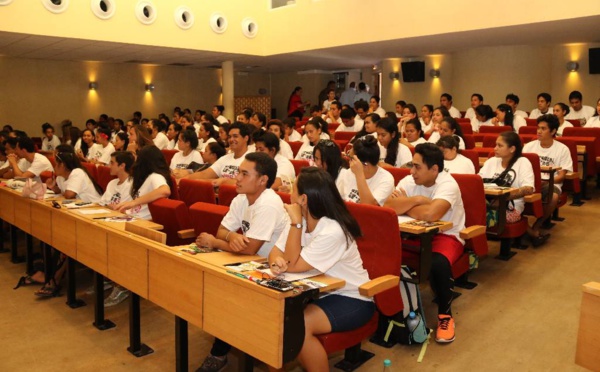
[135,1,156,25]
[241,18,258,38]
[174,6,194,30]
[41,0,69,13]
[210,12,228,34]
[91,0,115,20]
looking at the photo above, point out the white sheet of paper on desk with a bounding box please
[77,209,112,215]
[258,268,321,281]
[65,203,97,209]
[397,215,415,224]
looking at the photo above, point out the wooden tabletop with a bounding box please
[398,220,453,234]
[484,187,514,195]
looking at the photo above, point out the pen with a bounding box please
[93,217,107,220]
[226,270,256,282]
[271,261,290,267]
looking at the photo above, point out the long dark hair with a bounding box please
[377,117,401,165]
[131,124,153,153]
[406,118,424,138]
[80,129,95,157]
[498,131,523,175]
[69,126,81,147]
[200,121,219,140]
[115,132,129,151]
[55,151,103,195]
[296,167,361,246]
[352,113,380,144]
[313,139,344,181]
[440,116,464,141]
[130,146,172,197]
[497,104,514,128]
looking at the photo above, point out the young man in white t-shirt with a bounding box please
[325,101,343,125]
[186,122,250,187]
[440,93,462,118]
[384,143,465,344]
[523,114,573,236]
[464,93,483,120]
[335,107,364,133]
[506,93,528,118]
[91,127,115,165]
[565,90,596,125]
[6,136,53,183]
[99,151,134,207]
[254,132,295,191]
[194,152,288,372]
[529,92,552,119]
[212,105,229,125]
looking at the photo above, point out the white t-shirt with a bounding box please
[565,105,595,120]
[444,154,475,174]
[325,116,343,125]
[478,156,534,213]
[198,137,216,152]
[210,149,250,179]
[167,139,181,151]
[301,132,330,143]
[398,170,466,243]
[336,167,394,206]
[278,139,294,159]
[170,150,203,170]
[514,109,528,118]
[56,168,101,203]
[288,130,302,142]
[153,132,170,150]
[523,140,572,191]
[41,135,61,151]
[513,115,527,134]
[274,154,296,184]
[473,118,493,132]
[294,142,315,161]
[275,216,371,301]
[379,142,412,168]
[322,99,335,112]
[448,106,462,118]
[585,116,600,128]
[529,108,551,119]
[129,173,168,220]
[335,120,363,132]
[428,133,465,150]
[409,137,428,147]
[556,122,573,137]
[99,177,133,206]
[374,107,386,117]
[216,115,229,125]
[73,138,82,152]
[464,107,476,120]
[86,143,102,160]
[221,188,288,257]
[95,143,115,165]
[25,153,53,183]
[420,119,434,134]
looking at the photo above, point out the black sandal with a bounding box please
[34,278,62,298]
[14,275,44,290]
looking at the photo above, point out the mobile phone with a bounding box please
[52,201,61,209]
[75,202,91,206]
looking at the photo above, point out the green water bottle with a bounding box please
[383,359,392,371]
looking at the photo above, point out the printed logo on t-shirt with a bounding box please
[539,155,555,167]
[109,192,121,205]
[241,220,250,234]
[299,151,313,160]
[347,189,360,203]
[221,165,239,179]
[130,191,142,215]
[175,164,188,170]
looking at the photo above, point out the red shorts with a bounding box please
[402,233,464,265]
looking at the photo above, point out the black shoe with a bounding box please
[531,233,550,247]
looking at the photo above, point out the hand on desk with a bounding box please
[196,233,216,249]
[114,200,137,213]
[270,257,289,274]
[228,232,250,252]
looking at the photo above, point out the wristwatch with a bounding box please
[291,222,302,229]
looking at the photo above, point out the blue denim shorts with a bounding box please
[313,294,375,333]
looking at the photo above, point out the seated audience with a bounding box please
[6,136,53,183]
[296,118,326,161]
[170,129,203,178]
[266,119,294,159]
[99,151,134,207]
[564,90,596,124]
[254,132,295,191]
[529,93,552,119]
[585,98,600,128]
[166,122,182,150]
[437,135,475,174]
[553,103,573,136]
[40,122,61,153]
[464,94,483,120]
[376,117,412,168]
[440,93,461,118]
[151,119,170,150]
[506,93,528,118]
[402,118,427,147]
[46,151,102,203]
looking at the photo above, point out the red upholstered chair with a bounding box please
[217,184,238,207]
[81,162,98,182]
[169,175,179,200]
[275,191,291,204]
[287,141,303,158]
[562,127,600,175]
[460,149,480,174]
[47,156,56,168]
[316,203,402,371]
[555,138,582,207]
[525,118,537,126]
[96,165,116,192]
[188,202,230,236]
[519,134,536,144]
[32,137,42,151]
[40,171,53,184]
[178,179,216,207]
[463,134,475,149]
[161,149,178,167]
[567,119,581,127]
[334,139,349,152]
[386,167,410,186]
[328,123,340,134]
[479,126,513,134]
[459,123,473,135]
[148,198,194,246]
[334,131,357,142]
[289,159,310,176]
[482,135,498,148]
[518,126,537,135]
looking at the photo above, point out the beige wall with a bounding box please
[0,56,221,135]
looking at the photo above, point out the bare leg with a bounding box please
[532,192,559,233]
[297,304,332,372]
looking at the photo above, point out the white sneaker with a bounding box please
[85,281,113,295]
[104,286,130,307]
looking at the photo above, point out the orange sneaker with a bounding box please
[436,314,455,343]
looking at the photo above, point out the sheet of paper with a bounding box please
[77,208,112,215]
[65,203,97,209]
[258,268,321,281]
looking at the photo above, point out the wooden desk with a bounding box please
[576,282,600,370]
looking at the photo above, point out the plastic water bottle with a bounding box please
[407,311,428,343]
[382,359,392,371]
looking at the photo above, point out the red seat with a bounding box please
[459,123,473,135]
[96,165,116,192]
[161,149,178,167]
[334,139,349,152]
[553,138,582,216]
[562,127,600,174]
[328,123,340,133]
[334,131,357,142]
[519,134,537,144]
[566,119,581,127]
[188,202,230,236]
[275,191,291,204]
[148,198,194,246]
[47,156,56,168]
[317,203,403,370]
[518,126,537,135]
[178,179,216,207]
[463,134,475,149]
[387,167,410,186]
[525,118,538,126]
[217,184,237,207]
[289,159,310,176]
[479,126,513,134]
[81,162,98,182]
[460,149,480,174]
[40,170,53,184]
[287,141,303,157]
[169,175,179,200]
[482,135,497,148]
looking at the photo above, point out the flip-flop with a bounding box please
[13,275,44,290]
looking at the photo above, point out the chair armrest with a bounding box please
[177,229,196,239]
[460,225,486,240]
[565,172,578,180]
[524,193,541,203]
[358,275,399,297]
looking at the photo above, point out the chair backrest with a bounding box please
[451,174,488,257]
[275,191,291,204]
[148,198,193,246]
[40,170,53,184]
[482,135,498,148]
[566,119,581,127]
[46,155,56,168]
[518,126,537,135]
[334,139,349,152]
[96,165,117,192]
[460,149,480,174]
[334,131,357,142]
[519,134,536,144]
[346,202,403,316]
[81,162,98,182]
[290,159,310,177]
[161,149,179,167]
[287,141,303,157]
[459,123,473,135]
[169,175,179,200]
[463,133,475,149]
[563,127,600,144]
[328,123,340,133]
[387,167,411,186]
[188,202,230,236]
[479,125,512,134]
[525,118,538,126]
[178,178,216,207]
[521,153,542,194]
[217,184,238,207]
[554,138,578,172]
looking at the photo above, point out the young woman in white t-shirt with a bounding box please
[46,151,103,202]
[376,117,412,168]
[197,121,219,153]
[473,104,495,133]
[266,120,294,159]
[295,118,325,161]
[170,129,204,178]
[75,129,97,162]
[402,118,428,148]
[437,135,475,174]
[553,103,573,136]
[309,139,346,189]
[40,123,61,154]
[491,104,515,130]
[113,132,129,152]
[166,122,182,151]
[585,98,600,128]
[438,117,466,150]
[420,104,434,134]
[269,167,374,372]
[397,103,418,134]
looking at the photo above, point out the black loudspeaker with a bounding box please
[401,61,425,82]
[589,48,600,74]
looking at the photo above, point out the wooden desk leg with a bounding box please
[10,225,25,264]
[93,272,115,331]
[240,353,255,372]
[66,257,86,309]
[175,316,188,372]
[43,243,52,283]
[0,219,8,253]
[127,293,153,357]
[418,231,435,284]
[25,234,33,274]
